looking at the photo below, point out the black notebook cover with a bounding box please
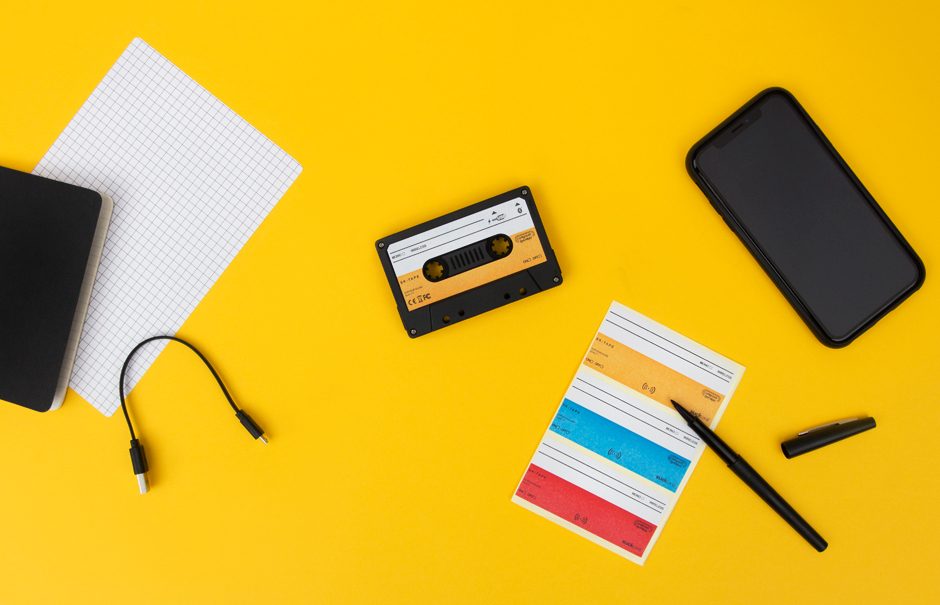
[0,166,106,411]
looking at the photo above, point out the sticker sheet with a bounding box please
[512,301,745,564]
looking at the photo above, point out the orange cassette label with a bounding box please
[395,227,546,310]
[584,333,723,424]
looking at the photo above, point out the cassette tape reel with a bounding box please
[376,186,563,337]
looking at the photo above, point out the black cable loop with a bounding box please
[119,336,238,439]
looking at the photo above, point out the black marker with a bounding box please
[671,400,827,552]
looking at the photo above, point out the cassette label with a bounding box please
[583,308,740,425]
[385,197,547,311]
[515,462,658,557]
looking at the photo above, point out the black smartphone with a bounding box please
[687,88,924,347]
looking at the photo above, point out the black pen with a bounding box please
[671,400,828,552]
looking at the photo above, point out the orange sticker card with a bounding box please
[582,303,743,427]
[584,333,725,424]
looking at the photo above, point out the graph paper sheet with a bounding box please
[33,38,302,416]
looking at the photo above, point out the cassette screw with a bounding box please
[553,277,560,283]
[522,189,528,195]
[410,329,417,335]
[378,242,385,248]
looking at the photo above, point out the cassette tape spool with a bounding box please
[376,186,563,337]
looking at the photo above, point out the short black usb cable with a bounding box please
[120,336,268,494]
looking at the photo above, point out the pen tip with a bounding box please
[671,400,694,423]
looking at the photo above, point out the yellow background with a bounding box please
[1,1,938,603]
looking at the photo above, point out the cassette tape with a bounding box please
[376,186,563,337]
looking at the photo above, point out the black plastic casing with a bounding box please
[376,187,563,338]
[129,438,148,474]
[236,410,265,440]
[686,88,925,348]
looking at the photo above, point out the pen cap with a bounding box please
[782,417,876,459]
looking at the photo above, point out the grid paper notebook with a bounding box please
[33,38,302,416]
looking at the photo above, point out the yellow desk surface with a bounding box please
[2,2,938,603]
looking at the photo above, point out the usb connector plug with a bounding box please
[129,438,150,495]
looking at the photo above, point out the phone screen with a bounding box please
[694,92,921,342]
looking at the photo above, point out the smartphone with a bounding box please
[687,88,924,347]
